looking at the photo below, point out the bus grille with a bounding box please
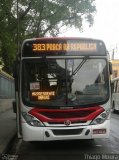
[52,128,83,136]
[40,110,93,119]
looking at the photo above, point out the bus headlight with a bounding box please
[22,112,44,127]
[91,110,110,125]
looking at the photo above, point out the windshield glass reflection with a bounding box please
[22,58,109,107]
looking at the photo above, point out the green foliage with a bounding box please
[0,0,96,74]
[19,0,96,37]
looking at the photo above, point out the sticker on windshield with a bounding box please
[30,82,40,90]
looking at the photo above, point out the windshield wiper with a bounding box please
[71,56,89,76]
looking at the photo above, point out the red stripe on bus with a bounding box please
[28,106,104,123]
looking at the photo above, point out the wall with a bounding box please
[0,70,15,113]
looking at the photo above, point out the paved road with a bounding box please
[0,109,16,155]
[7,112,119,160]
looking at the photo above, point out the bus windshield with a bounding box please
[22,58,109,107]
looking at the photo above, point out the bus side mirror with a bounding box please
[109,62,112,75]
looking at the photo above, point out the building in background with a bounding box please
[111,59,119,78]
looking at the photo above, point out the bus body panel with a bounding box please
[22,120,110,141]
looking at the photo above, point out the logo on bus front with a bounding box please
[64,120,71,126]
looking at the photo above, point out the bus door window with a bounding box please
[23,62,32,98]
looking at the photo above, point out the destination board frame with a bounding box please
[21,38,107,57]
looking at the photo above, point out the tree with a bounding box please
[0,0,17,73]
[18,0,96,37]
[0,0,96,74]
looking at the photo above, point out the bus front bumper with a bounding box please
[22,120,110,141]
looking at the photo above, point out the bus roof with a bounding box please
[23,37,105,41]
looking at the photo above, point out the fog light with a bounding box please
[93,129,106,134]
[45,131,50,137]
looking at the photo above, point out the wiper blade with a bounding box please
[71,56,89,76]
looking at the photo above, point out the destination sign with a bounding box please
[32,43,97,52]
[22,38,106,57]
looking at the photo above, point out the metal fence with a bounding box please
[0,70,15,99]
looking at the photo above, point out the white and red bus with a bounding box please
[13,37,112,141]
